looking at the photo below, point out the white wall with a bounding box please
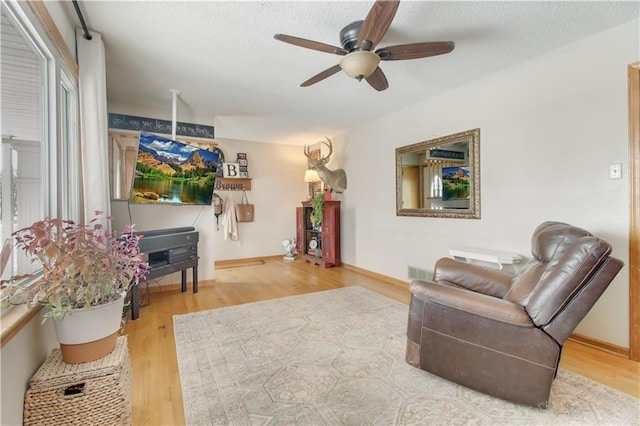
[1,310,58,425]
[43,1,76,58]
[340,20,638,348]
[210,137,307,262]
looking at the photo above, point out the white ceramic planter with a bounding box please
[53,294,125,363]
[53,295,125,344]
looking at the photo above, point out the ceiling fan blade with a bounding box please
[301,64,342,87]
[357,0,400,51]
[365,67,389,92]
[376,41,455,61]
[274,34,347,56]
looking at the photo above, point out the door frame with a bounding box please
[629,62,639,361]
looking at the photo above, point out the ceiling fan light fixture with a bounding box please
[339,50,380,80]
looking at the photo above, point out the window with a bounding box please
[1,2,47,281]
[0,0,79,298]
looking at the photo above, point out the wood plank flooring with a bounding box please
[124,257,640,425]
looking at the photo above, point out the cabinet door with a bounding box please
[296,207,304,254]
[321,204,340,263]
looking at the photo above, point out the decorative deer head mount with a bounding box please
[304,138,347,194]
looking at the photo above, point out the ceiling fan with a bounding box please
[273,0,455,92]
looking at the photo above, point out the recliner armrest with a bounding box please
[410,280,534,327]
[433,258,514,298]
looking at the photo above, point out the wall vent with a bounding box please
[408,266,433,281]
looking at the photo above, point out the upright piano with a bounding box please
[130,227,199,320]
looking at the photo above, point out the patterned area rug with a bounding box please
[173,286,639,425]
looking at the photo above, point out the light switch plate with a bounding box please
[609,163,622,179]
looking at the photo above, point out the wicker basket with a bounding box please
[24,336,131,425]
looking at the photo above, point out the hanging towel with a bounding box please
[222,191,239,241]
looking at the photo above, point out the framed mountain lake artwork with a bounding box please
[129,131,219,205]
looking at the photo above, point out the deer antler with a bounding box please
[304,138,333,163]
[320,138,333,161]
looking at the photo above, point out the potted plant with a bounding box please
[310,191,325,231]
[1,211,148,363]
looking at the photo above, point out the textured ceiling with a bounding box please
[74,1,638,145]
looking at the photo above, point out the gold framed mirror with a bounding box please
[396,128,480,219]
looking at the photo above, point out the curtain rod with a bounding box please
[72,0,92,40]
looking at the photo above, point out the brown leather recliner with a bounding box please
[405,221,624,408]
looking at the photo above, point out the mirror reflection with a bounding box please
[396,128,480,219]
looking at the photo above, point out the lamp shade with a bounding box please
[304,169,321,182]
[339,51,380,79]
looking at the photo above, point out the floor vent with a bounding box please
[408,266,433,281]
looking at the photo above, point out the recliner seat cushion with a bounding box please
[503,261,545,306]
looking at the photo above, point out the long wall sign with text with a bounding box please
[429,148,465,160]
[108,113,214,139]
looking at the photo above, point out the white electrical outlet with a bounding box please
[609,163,622,179]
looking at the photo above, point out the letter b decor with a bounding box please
[223,163,239,178]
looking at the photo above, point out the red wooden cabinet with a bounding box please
[296,200,341,268]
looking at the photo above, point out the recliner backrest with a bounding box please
[530,222,593,263]
[526,236,611,326]
[503,222,612,327]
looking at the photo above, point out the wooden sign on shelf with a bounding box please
[215,178,252,191]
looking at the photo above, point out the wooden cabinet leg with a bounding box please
[193,266,198,293]
[131,284,139,320]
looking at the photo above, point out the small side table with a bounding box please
[24,336,132,425]
[448,247,523,271]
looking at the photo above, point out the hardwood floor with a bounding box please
[124,257,640,425]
